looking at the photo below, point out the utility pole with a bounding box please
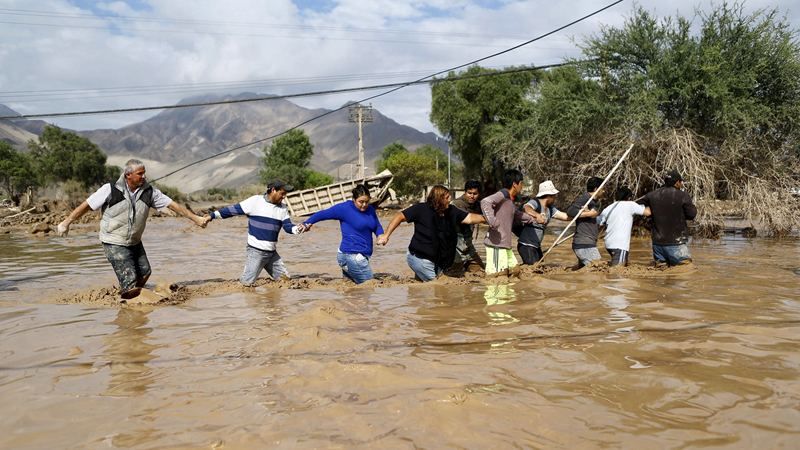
[348,103,373,180]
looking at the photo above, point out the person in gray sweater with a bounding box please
[480,169,536,275]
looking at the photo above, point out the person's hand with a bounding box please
[56,220,70,237]
[195,215,210,228]
[376,234,388,246]
[535,213,546,224]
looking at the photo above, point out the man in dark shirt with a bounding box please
[450,180,485,272]
[566,176,604,268]
[640,170,697,266]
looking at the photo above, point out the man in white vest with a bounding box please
[57,159,209,300]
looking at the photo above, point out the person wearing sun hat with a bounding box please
[515,180,570,264]
[205,179,308,285]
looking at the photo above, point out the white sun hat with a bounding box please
[536,180,559,198]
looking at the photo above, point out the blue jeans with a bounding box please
[241,246,289,285]
[652,243,692,266]
[407,251,441,282]
[337,252,373,284]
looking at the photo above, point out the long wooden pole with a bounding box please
[532,142,635,269]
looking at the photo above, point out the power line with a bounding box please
[0,63,578,120]
[0,69,439,96]
[151,0,624,182]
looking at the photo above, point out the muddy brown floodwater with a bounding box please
[0,215,798,448]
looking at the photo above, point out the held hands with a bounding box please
[295,223,313,233]
[376,234,388,246]
[195,214,211,228]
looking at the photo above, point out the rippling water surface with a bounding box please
[1,218,798,448]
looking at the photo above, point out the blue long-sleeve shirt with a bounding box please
[305,201,384,256]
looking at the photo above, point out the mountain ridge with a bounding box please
[1,94,446,192]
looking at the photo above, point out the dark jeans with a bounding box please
[607,248,629,266]
[103,242,151,295]
[517,243,543,265]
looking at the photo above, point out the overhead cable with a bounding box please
[0,63,582,120]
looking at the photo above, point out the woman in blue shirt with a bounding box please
[302,185,384,284]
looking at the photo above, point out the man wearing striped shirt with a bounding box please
[207,180,306,285]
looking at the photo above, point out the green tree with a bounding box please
[485,3,800,234]
[381,149,446,199]
[260,129,317,189]
[0,142,37,204]
[376,142,409,171]
[304,170,334,188]
[28,125,114,188]
[430,66,537,180]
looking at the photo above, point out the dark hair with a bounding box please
[464,180,481,192]
[664,169,683,187]
[587,176,603,192]
[352,184,370,200]
[615,186,633,201]
[502,169,524,189]
[426,185,451,215]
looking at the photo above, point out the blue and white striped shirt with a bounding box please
[212,195,301,251]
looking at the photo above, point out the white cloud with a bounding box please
[0,0,797,136]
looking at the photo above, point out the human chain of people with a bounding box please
[57,158,696,302]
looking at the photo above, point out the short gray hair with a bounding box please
[123,159,145,175]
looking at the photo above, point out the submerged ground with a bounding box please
[1,217,798,448]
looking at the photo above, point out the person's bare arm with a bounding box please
[579,209,599,219]
[376,212,406,245]
[552,211,569,221]
[513,209,536,225]
[57,201,92,236]
[523,204,546,224]
[462,212,485,225]
[167,201,209,228]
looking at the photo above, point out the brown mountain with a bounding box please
[0,105,50,149]
[78,93,447,191]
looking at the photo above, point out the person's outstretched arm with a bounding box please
[167,201,209,228]
[523,204,547,224]
[376,212,406,246]
[57,201,92,236]
[462,212,485,225]
[552,211,569,221]
[303,203,344,230]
